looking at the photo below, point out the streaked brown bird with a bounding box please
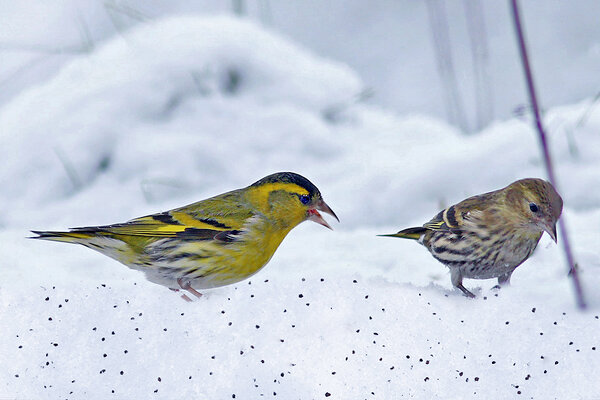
[380,178,563,297]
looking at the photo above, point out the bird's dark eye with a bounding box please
[529,203,539,213]
[299,195,310,205]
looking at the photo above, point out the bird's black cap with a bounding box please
[251,172,320,197]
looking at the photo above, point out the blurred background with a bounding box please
[2,0,599,132]
[1,0,598,230]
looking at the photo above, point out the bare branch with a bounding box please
[510,0,586,309]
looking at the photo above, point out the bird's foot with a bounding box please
[177,278,203,299]
[170,287,193,302]
[457,284,476,298]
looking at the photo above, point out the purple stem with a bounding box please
[510,0,586,309]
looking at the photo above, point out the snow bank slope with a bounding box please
[0,15,361,227]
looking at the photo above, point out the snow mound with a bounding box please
[1,16,599,231]
[0,15,362,227]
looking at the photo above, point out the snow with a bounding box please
[2,1,600,129]
[1,13,599,400]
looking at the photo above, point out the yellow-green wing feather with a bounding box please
[83,189,253,238]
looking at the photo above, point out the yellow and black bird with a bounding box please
[380,178,562,297]
[32,172,338,300]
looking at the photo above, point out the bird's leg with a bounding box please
[492,271,513,290]
[181,294,193,302]
[457,284,476,298]
[451,269,476,298]
[177,278,203,298]
[497,271,512,286]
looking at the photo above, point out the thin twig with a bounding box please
[463,0,494,130]
[54,147,83,192]
[425,0,469,132]
[575,90,600,129]
[510,0,586,309]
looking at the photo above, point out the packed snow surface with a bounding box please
[1,16,599,399]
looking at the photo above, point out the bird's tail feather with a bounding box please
[378,227,426,240]
[30,230,96,244]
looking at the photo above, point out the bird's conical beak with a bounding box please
[307,199,339,230]
[543,221,558,243]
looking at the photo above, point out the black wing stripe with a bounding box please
[197,218,231,229]
[173,228,243,242]
[152,213,182,225]
[175,228,221,239]
[445,206,458,228]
